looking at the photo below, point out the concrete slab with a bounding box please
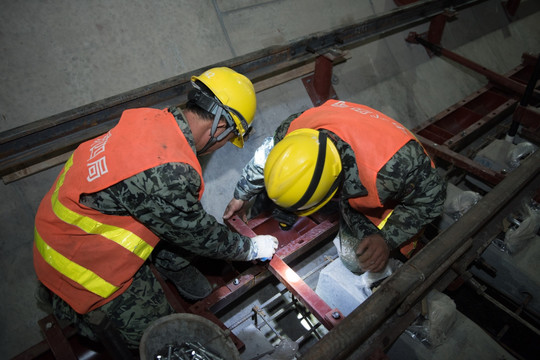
[472,235,540,317]
[388,311,517,360]
[220,0,379,55]
[0,165,61,358]
[0,0,232,130]
[236,324,275,360]
[315,255,400,317]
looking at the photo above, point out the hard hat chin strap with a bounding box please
[198,106,235,155]
[188,88,248,155]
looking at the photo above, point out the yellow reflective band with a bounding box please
[35,227,119,298]
[376,209,394,230]
[52,155,154,261]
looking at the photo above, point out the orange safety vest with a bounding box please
[34,108,204,314]
[287,100,433,229]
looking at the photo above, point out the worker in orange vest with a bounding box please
[34,67,278,348]
[224,99,445,274]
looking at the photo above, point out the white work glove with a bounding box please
[251,235,279,260]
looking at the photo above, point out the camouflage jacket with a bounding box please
[234,113,446,249]
[80,106,256,261]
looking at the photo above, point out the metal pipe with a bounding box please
[413,35,540,99]
[396,237,473,316]
[253,306,284,340]
[351,178,540,359]
[256,301,296,330]
[496,292,532,340]
[293,296,321,336]
[300,149,540,360]
[227,254,337,331]
[507,56,540,140]
[467,277,540,337]
[295,322,323,344]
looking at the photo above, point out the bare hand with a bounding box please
[223,198,248,222]
[355,233,390,272]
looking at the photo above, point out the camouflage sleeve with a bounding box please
[377,141,446,249]
[233,113,301,200]
[84,163,256,261]
[272,113,300,141]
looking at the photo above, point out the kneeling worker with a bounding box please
[34,67,278,348]
[224,99,445,274]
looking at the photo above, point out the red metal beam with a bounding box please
[417,134,506,185]
[302,54,339,106]
[268,256,343,329]
[502,0,521,17]
[411,53,539,186]
[176,212,340,349]
[38,315,78,360]
[427,9,457,48]
[409,34,540,99]
[518,104,540,143]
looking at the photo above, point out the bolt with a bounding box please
[332,311,341,319]
[233,278,239,285]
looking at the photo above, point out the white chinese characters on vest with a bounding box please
[87,131,112,182]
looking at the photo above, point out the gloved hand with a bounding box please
[251,235,279,260]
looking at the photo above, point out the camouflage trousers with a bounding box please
[51,263,174,349]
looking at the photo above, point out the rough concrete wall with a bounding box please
[1,1,539,358]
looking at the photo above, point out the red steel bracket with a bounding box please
[406,9,457,57]
[516,105,540,143]
[502,0,521,18]
[411,51,539,186]
[154,211,340,351]
[302,53,340,106]
[268,256,343,329]
[38,315,78,360]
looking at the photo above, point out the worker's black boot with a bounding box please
[156,264,213,301]
[35,282,53,313]
[152,244,213,301]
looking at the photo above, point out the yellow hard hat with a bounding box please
[264,129,342,216]
[191,67,256,148]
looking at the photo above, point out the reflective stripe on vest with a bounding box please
[34,228,118,298]
[35,154,154,297]
[376,209,394,230]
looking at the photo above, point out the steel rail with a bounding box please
[300,149,540,360]
[0,0,486,180]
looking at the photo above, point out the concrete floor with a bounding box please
[1,0,540,358]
